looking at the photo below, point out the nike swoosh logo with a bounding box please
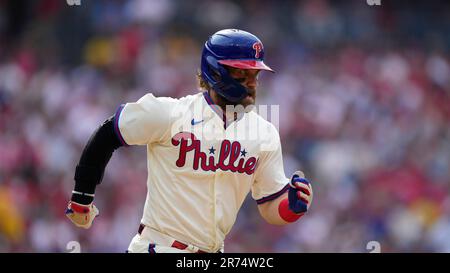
[191,118,204,126]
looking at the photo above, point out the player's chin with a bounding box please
[239,93,256,109]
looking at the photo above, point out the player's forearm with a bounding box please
[72,116,123,204]
[258,192,292,225]
[258,189,310,225]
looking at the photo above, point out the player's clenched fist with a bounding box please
[288,171,313,214]
[65,201,99,229]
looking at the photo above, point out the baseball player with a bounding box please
[65,29,313,253]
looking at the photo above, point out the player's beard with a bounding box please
[239,88,256,110]
[222,88,256,113]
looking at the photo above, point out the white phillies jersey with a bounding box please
[115,91,289,252]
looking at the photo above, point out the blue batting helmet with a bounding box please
[200,29,274,103]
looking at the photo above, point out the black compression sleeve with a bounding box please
[71,115,123,204]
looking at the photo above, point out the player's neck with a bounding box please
[207,90,241,122]
[208,90,227,113]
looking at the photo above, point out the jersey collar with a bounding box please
[202,91,245,129]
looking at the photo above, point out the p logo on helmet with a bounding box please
[252,42,263,58]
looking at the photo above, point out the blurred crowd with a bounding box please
[0,0,449,252]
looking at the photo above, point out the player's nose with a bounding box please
[245,74,258,89]
[246,82,256,90]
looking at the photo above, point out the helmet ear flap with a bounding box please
[204,55,247,103]
[205,55,223,82]
[201,52,221,89]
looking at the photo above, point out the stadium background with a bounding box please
[0,0,449,252]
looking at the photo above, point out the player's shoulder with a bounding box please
[245,109,280,144]
[136,91,201,107]
[177,92,203,105]
[137,92,177,104]
[248,109,279,133]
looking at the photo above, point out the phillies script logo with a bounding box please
[252,42,263,58]
[171,132,257,175]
